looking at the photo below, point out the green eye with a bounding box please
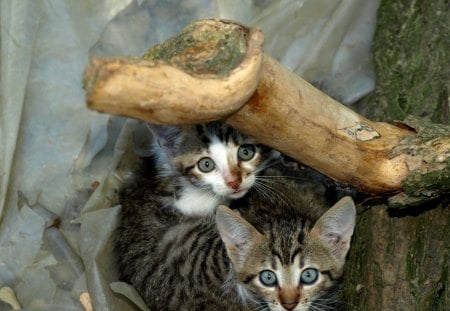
[300,268,318,285]
[238,144,256,161]
[197,157,216,173]
[259,270,277,287]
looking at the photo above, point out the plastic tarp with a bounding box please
[0,0,379,310]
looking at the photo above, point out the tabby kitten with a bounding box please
[130,121,278,215]
[116,173,356,311]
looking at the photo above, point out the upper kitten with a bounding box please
[115,172,356,311]
[130,121,278,215]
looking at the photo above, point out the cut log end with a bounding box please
[83,19,264,125]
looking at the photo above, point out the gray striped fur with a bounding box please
[115,166,355,310]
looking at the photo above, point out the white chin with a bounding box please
[226,189,248,199]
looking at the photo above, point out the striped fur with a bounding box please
[115,167,355,310]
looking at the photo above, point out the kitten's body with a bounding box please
[116,167,355,310]
[132,122,278,216]
[116,163,246,310]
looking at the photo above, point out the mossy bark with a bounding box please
[344,1,449,310]
[344,203,448,310]
[356,0,449,124]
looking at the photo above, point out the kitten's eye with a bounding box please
[300,268,319,285]
[259,270,277,287]
[238,144,256,161]
[197,157,216,173]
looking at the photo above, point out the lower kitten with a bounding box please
[115,171,356,311]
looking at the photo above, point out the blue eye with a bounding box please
[197,157,215,173]
[300,268,318,285]
[259,270,277,287]
[238,144,256,161]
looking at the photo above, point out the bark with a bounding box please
[344,202,448,310]
[343,1,449,310]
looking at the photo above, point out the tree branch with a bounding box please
[83,19,449,197]
[84,19,263,124]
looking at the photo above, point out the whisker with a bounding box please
[252,188,275,206]
[257,175,306,180]
[253,180,280,200]
[248,301,269,311]
[310,297,341,311]
[253,180,293,208]
[257,157,282,170]
[254,179,284,190]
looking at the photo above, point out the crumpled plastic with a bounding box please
[0,0,379,310]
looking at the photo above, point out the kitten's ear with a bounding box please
[131,121,154,156]
[146,123,183,153]
[216,205,263,266]
[311,196,356,262]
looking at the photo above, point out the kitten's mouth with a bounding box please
[227,188,248,199]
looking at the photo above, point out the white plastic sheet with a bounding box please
[0,1,379,310]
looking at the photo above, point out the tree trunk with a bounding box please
[343,1,449,310]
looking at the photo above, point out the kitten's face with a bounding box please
[234,237,342,311]
[216,197,355,311]
[151,122,277,199]
[176,136,266,199]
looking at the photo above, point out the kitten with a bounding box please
[128,121,279,216]
[115,172,356,311]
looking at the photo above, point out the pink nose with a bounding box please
[281,301,298,310]
[227,177,241,190]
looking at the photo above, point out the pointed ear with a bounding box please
[215,205,263,266]
[131,121,154,156]
[311,196,356,262]
[146,123,184,153]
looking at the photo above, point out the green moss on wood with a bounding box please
[420,251,448,311]
[388,116,450,202]
[142,20,248,77]
[425,258,447,311]
[409,207,449,308]
[405,220,425,286]
[402,163,450,197]
[344,1,449,308]
[342,208,375,310]
[358,0,450,124]
[402,116,450,142]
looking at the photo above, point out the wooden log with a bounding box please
[225,55,414,194]
[84,19,264,124]
[84,19,448,195]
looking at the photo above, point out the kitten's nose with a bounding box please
[226,176,241,190]
[280,287,299,310]
[281,301,298,310]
